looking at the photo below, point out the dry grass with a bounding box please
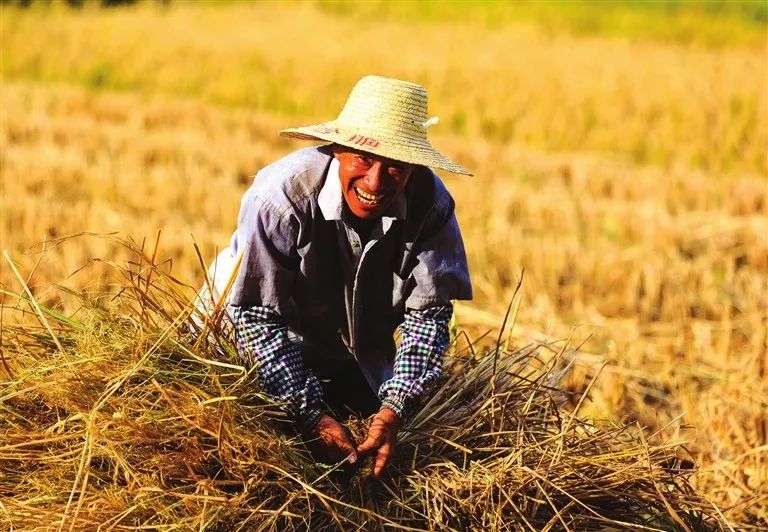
[1,241,722,530]
[1,1,767,528]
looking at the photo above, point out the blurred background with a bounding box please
[1,0,766,523]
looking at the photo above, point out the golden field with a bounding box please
[1,1,767,527]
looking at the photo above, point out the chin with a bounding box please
[351,208,382,220]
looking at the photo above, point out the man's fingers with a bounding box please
[314,416,360,463]
[331,432,353,450]
[372,442,393,478]
[333,433,358,463]
[356,435,381,456]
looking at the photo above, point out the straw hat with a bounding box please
[280,75,472,176]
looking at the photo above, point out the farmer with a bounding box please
[205,75,472,477]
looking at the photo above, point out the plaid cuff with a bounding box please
[379,304,452,417]
[380,398,405,417]
[233,305,324,423]
[295,405,327,434]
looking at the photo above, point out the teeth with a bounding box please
[355,187,384,204]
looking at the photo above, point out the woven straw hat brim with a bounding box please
[280,123,473,176]
[280,75,472,176]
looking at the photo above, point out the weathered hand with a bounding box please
[356,407,400,477]
[311,414,358,464]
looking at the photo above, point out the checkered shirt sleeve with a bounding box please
[233,305,325,431]
[379,304,453,417]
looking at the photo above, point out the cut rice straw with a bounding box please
[0,239,728,530]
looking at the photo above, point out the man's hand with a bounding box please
[311,414,358,464]
[356,407,400,477]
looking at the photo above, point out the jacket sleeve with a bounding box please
[233,305,325,431]
[378,304,452,416]
[229,187,298,316]
[228,186,325,430]
[404,192,473,311]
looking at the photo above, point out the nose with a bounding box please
[362,160,387,191]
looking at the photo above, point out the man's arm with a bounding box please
[357,304,452,477]
[230,184,323,428]
[234,305,358,463]
[234,307,357,463]
[233,305,325,430]
[379,304,452,416]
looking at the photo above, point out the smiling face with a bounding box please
[332,145,416,220]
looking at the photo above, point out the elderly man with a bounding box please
[208,75,472,477]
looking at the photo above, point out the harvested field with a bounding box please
[1,249,721,529]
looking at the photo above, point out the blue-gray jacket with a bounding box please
[229,145,473,391]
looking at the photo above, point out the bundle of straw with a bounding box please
[0,242,722,530]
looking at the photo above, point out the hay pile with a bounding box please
[1,247,722,530]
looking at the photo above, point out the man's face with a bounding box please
[332,146,415,220]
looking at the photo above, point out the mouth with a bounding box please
[354,187,387,206]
